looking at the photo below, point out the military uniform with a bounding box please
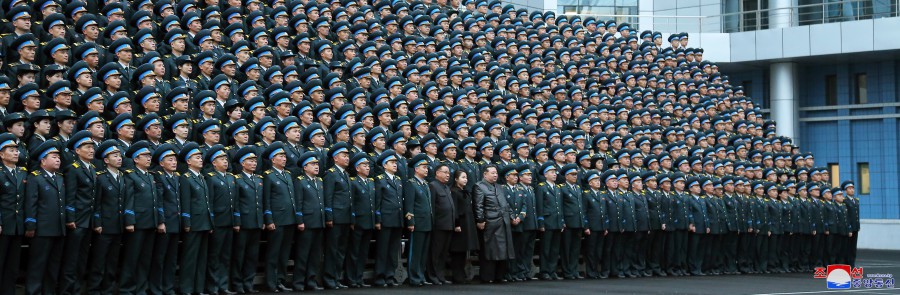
[262,167,297,292]
[559,181,585,279]
[292,173,326,290]
[24,168,67,295]
[583,188,608,279]
[87,168,126,295]
[404,174,433,286]
[373,172,404,286]
[150,170,181,295]
[205,170,237,294]
[179,169,213,294]
[536,180,562,279]
[0,165,27,295]
[120,168,162,295]
[322,166,352,289]
[232,170,264,293]
[60,160,97,295]
[347,174,377,287]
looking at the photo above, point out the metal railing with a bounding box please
[502,0,900,33]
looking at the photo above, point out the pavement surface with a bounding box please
[254,250,900,295]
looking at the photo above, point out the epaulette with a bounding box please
[125,169,134,174]
[256,142,263,146]
[350,177,356,181]
[557,184,563,188]
[328,168,335,172]
[208,172,216,176]
[32,171,41,176]
[235,174,241,179]
[538,183,545,186]
[368,178,374,181]
[164,54,172,58]
[377,175,384,179]
[174,172,180,176]
[317,177,322,181]
[97,170,107,175]
[224,145,233,150]
[18,167,27,172]
[73,162,80,168]
[584,190,589,193]
[264,170,272,174]
[297,175,304,180]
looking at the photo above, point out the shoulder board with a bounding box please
[32,171,41,176]
[317,177,322,181]
[73,162,80,168]
[284,170,291,174]
[208,172,216,176]
[538,183,545,186]
[368,178,375,181]
[584,190,590,193]
[297,175,304,180]
[350,177,356,181]
[164,54,172,58]
[235,174,241,179]
[224,146,233,150]
[256,142,263,146]
[97,170,107,175]
[265,170,272,174]
[125,169,134,174]
[557,184,563,188]
[328,168,335,172]
[19,167,27,172]
[58,172,64,176]
[377,175,384,179]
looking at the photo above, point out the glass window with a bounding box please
[858,163,870,195]
[826,75,838,105]
[855,73,868,104]
[828,163,840,186]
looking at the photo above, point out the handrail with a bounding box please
[502,0,899,33]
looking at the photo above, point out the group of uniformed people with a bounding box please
[0,0,863,294]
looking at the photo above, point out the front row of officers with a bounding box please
[1,130,858,295]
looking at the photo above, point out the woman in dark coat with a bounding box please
[449,170,478,283]
[474,165,516,283]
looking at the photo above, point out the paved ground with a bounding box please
[257,250,900,295]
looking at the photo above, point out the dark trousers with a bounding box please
[849,231,859,266]
[428,230,452,282]
[265,225,294,290]
[323,224,351,288]
[687,232,704,275]
[232,229,261,292]
[619,232,636,275]
[584,231,605,278]
[374,227,402,285]
[811,234,824,267]
[737,232,753,272]
[768,234,781,271]
[633,231,649,273]
[26,236,64,295]
[293,228,324,289]
[347,228,374,286]
[723,232,739,273]
[120,229,156,295]
[648,230,666,273]
[513,230,537,279]
[207,227,234,293]
[87,234,121,295]
[796,234,812,270]
[561,229,583,278]
[407,231,430,285]
[180,230,209,293]
[479,259,508,282]
[704,234,721,272]
[0,235,23,295]
[667,230,687,274]
[60,227,91,295]
[149,232,179,295]
[539,229,561,277]
[756,233,769,272]
[602,231,619,276]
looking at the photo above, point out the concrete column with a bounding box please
[768,0,797,28]
[770,62,800,143]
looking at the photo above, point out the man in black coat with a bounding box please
[474,164,516,283]
[232,147,264,294]
[428,164,455,285]
[60,131,98,295]
[120,141,164,295]
[0,135,27,295]
[24,141,66,295]
[322,143,352,290]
